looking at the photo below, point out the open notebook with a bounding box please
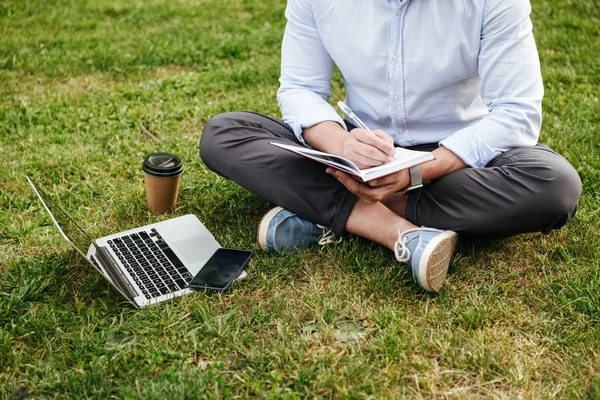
[271,142,434,182]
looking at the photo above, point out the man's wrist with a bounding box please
[303,121,349,155]
[400,166,423,194]
[407,165,423,190]
[421,146,468,182]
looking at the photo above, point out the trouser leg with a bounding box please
[199,111,358,236]
[405,143,582,238]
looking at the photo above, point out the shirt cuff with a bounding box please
[439,127,500,168]
[284,103,347,146]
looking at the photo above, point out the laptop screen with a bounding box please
[27,177,98,269]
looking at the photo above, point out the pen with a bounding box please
[338,100,397,161]
[337,101,376,136]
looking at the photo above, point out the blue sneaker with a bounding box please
[258,207,341,253]
[395,228,459,292]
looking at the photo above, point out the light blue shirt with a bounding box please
[277,0,544,168]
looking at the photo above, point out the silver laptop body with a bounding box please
[27,176,222,308]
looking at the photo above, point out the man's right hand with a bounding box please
[303,121,396,170]
[342,128,396,169]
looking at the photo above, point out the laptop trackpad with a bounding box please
[172,236,219,265]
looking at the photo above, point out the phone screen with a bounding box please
[188,248,253,292]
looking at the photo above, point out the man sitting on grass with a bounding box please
[199,0,582,292]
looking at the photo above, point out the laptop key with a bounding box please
[175,279,186,289]
[160,247,184,268]
[159,287,170,295]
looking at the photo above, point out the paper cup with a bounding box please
[142,153,184,214]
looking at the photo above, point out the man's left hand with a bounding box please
[326,168,410,204]
[327,146,468,204]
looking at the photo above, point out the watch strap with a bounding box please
[403,165,423,193]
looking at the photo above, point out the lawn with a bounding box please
[1,0,599,398]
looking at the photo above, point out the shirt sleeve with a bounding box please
[439,0,544,168]
[276,0,346,146]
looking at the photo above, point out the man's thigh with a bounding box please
[199,111,358,235]
[405,144,581,238]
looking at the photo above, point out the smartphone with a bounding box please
[188,248,253,292]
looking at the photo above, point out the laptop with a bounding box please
[27,175,236,308]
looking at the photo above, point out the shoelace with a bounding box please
[394,230,412,262]
[317,225,342,246]
[394,227,444,262]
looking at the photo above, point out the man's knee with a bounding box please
[199,112,244,170]
[539,155,582,232]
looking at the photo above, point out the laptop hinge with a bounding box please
[95,245,139,301]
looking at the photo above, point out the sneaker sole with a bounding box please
[418,231,459,292]
[257,206,284,251]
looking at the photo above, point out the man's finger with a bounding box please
[327,169,387,203]
[351,146,392,165]
[352,128,396,157]
[328,169,362,192]
[372,129,395,149]
[367,173,396,187]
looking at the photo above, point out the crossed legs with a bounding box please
[200,111,582,246]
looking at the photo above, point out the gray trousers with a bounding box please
[200,112,582,238]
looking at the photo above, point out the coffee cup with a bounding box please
[142,152,184,214]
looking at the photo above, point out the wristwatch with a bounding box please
[402,165,423,193]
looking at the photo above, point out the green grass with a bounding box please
[1,0,599,398]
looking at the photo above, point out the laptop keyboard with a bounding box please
[107,228,193,300]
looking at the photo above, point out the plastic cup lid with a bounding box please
[142,153,183,177]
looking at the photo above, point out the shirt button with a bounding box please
[396,8,402,15]
[393,95,399,101]
[392,54,399,61]
[397,128,404,135]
